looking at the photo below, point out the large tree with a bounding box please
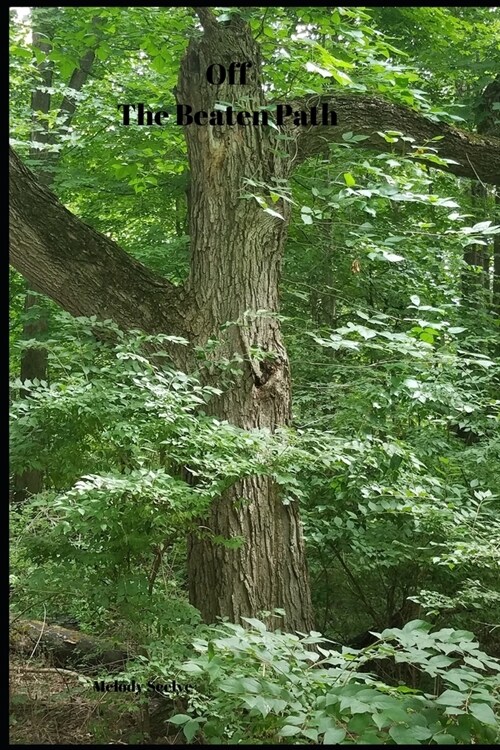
[9,8,500,631]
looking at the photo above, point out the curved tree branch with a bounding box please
[9,148,189,338]
[295,94,500,186]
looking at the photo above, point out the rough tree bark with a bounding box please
[177,9,313,629]
[295,93,500,185]
[9,150,188,338]
[9,10,500,630]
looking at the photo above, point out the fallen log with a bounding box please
[10,621,189,742]
[10,619,137,672]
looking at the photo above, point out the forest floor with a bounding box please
[9,655,179,745]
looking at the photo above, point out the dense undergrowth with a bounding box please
[10,317,500,743]
[9,5,500,744]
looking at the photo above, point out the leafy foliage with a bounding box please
[9,4,500,744]
[161,618,500,744]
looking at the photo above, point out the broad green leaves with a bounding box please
[160,620,500,744]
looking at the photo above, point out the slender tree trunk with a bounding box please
[462,74,500,312]
[494,194,500,316]
[485,77,500,317]
[12,286,48,500]
[13,11,99,502]
[462,182,490,311]
[179,11,314,631]
[12,16,53,503]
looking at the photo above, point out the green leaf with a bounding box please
[241,617,267,632]
[427,655,457,668]
[379,707,411,724]
[279,725,302,736]
[471,220,492,232]
[240,677,261,693]
[433,734,456,744]
[436,690,465,707]
[330,69,353,86]
[305,61,333,78]
[253,696,273,717]
[382,251,404,263]
[323,727,346,744]
[469,702,497,725]
[343,172,356,187]
[264,207,284,220]
[284,715,306,726]
[302,728,319,741]
[180,662,203,674]
[183,719,200,742]
[389,725,433,743]
[169,714,191,725]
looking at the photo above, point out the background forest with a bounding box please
[9,5,500,745]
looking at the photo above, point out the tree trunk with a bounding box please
[13,287,48,501]
[494,194,500,316]
[179,11,314,631]
[462,182,490,310]
[12,15,53,503]
[13,11,100,503]
[295,95,500,185]
[461,75,500,313]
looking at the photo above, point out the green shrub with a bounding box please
[163,618,500,744]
